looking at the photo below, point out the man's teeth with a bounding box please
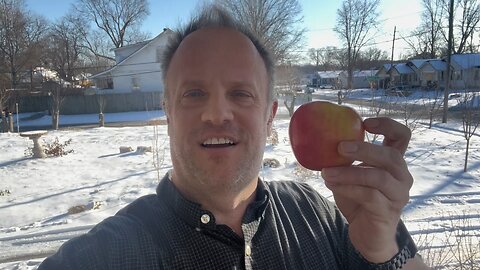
[203,138,234,145]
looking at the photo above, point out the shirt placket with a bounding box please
[242,218,261,270]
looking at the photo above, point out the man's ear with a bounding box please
[267,100,278,135]
[162,99,169,124]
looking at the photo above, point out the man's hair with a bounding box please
[161,5,275,102]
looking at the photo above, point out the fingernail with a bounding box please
[339,142,358,153]
[364,118,379,128]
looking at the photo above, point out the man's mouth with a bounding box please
[201,137,236,148]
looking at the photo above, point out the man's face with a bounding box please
[164,27,277,195]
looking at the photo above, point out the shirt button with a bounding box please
[201,214,210,224]
[245,244,252,257]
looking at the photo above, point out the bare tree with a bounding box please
[438,0,480,54]
[307,46,339,71]
[423,88,444,129]
[406,0,446,59]
[96,94,106,127]
[69,0,149,61]
[334,0,380,89]
[307,48,321,70]
[356,47,389,70]
[452,0,480,54]
[75,0,149,48]
[219,0,306,63]
[47,82,65,130]
[0,78,10,132]
[459,91,480,172]
[276,65,302,117]
[45,15,84,84]
[0,0,48,89]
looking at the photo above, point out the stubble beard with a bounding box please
[171,136,265,195]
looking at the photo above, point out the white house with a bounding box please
[376,64,392,89]
[339,70,378,89]
[418,59,447,88]
[315,70,342,88]
[406,59,433,87]
[449,53,480,89]
[90,28,175,94]
[388,63,415,86]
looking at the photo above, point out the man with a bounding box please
[39,5,430,270]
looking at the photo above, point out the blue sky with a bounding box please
[25,0,423,59]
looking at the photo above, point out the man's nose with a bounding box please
[201,93,234,125]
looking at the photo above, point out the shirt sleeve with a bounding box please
[38,215,163,270]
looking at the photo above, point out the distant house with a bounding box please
[406,59,433,87]
[449,53,480,89]
[339,70,378,89]
[316,71,342,88]
[90,28,175,94]
[376,64,392,89]
[418,59,447,89]
[388,63,415,86]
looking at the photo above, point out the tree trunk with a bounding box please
[99,113,105,127]
[8,113,14,132]
[52,111,59,130]
[1,111,7,133]
[464,138,470,172]
[284,95,296,118]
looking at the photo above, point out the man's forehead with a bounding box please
[176,27,256,54]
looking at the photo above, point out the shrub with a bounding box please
[24,137,74,157]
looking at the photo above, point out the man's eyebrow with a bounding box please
[178,80,205,88]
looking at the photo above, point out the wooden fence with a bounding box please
[5,91,163,115]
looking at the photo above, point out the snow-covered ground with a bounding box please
[1,88,479,269]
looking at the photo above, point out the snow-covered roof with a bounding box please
[451,53,480,69]
[316,70,342,79]
[421,59,447,71]
[353,70,378,77]
[408,59,434,69]
[392,63,414,74]
[380,64,392,71]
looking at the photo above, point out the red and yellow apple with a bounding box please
[289,101,365,171]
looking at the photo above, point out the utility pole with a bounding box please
[389,26,396,88]
[443,0,454,123]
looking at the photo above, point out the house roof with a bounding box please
[90,28,174,79]
[316,70,342,78]
[391,63,414,74]
[451,53,480,69]
[353,70,378,77]
[380,64,392,71]
[421,59,447,71]
[340,70,379,78]
[408,59,434,69]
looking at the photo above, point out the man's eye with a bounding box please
[231,90,254,106]
[231,90,253,98]
[183,89,205,98]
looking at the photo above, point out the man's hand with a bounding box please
[321,117,413,263]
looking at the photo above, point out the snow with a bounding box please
[1,88,479,269]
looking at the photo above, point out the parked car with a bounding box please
[319,84,334,89]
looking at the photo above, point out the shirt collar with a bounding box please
[156,173,270,230]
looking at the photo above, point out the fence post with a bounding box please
[1,111,7,133]
[8,113,13,132]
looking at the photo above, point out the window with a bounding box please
[132,77,140,91]
[475,69,480,81]
[156,47,163,63]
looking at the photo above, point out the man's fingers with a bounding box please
[338,141,413,186]
[322,166,409,204]
[363,117,411,155]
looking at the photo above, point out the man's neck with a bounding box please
[170,173,258,237]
